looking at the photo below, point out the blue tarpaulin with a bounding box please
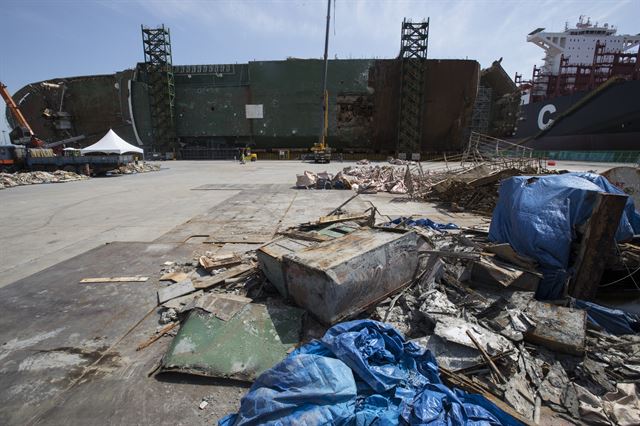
[387,217,460,232]
[489,173,640,299]
[220,320,524,426]
[573,299,640,335]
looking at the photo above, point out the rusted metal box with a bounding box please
[283,229,418,324]
[257,238,314,297]
[257,225,360,298]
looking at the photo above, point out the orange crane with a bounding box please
[0,81,44,147]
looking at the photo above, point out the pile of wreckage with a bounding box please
[296,162,548,215]
[0,170,88,190]
[108,161,160,175]
[143,172,640,425]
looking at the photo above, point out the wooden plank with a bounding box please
[466,330,507,384]
[569,193,627,299]
[193,264,254,290]
[277,230,331,242]
[467,168,520,188]
[159,272,189,282]
[80,276,149,283]
[316,212,369,225]
[136,322,179,351]
[198,255,242,272]
[439,367,535,426]
[157,279,196,304]
[423,250,480,260]
[524,301,587,355]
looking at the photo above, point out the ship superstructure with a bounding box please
[521,16,640,102]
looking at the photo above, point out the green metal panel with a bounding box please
[161,302,304,381]
[164,59,374,145]
[174,64,251,138]
[534,150,640,163]
[130,80,154,146]
[249,59,374,141]
[175,85,250,137]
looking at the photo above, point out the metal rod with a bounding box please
[319,0,331,144]
[466,330,507,384]
[328,192,359,216]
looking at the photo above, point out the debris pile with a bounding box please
[296,162,548,208]
[369,225,640,424]
[0,170,88,190]
[109,161,160,174]
[296,165,419,194]
[143,174,640,425]
[427,167,526,213]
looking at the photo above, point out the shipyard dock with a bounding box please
[2,159,640,425]
[2,5,640,425]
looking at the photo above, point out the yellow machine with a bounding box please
[310,0,332,164]
[241,147,257,162]
[311,89,332,163]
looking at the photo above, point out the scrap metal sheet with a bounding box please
[161,302,304,381]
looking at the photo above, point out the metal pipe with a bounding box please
[319,0,331,144]
[59,84,66,112]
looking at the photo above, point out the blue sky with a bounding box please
[1,0,637,138]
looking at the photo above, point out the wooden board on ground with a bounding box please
[159,272,189,282]
[524,301,587,355]
[157,279,196,304]
[193,264,255,290]
[80,276,149,283]
[199,255,242,272]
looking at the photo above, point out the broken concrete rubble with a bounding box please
[108,161,160,175]
[293,162,550,214]
[0,170,88,190]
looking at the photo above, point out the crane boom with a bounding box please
[0,81,35,137]
[310,0,333,163]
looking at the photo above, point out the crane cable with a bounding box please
[599,243,640,289]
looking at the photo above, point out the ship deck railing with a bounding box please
[461,132,543,171]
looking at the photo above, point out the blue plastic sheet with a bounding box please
[388,217,459,232]
[489,173,640,299]
[574,299,640,335]
[220,320,523,426]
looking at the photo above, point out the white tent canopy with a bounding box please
[81,129,144,155]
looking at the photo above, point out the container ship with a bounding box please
[513,16,640,159]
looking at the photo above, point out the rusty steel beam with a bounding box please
[569,193,628,299]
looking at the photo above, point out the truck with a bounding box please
[0,144,135,174]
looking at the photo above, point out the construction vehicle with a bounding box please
[310,0,332,164]
[1,81,45,148]
[240,147,257,162]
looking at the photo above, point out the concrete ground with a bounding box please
[0,160,356,288]
[0,159,624,425]
[0,159,606,288]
